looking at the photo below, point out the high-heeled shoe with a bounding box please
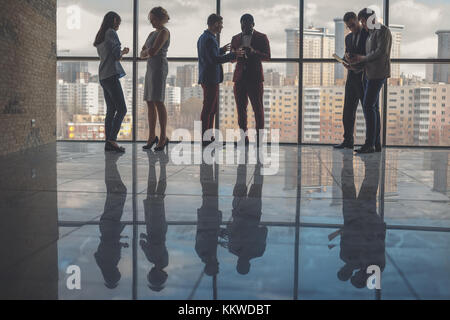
[142,136,159,150]
[154,138,169,152]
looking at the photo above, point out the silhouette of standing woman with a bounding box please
[94,11,129,152]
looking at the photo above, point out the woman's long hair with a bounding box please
[93,11,121,46]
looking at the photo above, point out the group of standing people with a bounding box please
[94,7,390,154]
[197,13,271,146]
[94,7,171,153]
[335,8,392,154]
[94,8,270,152]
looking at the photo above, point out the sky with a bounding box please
[57,0,450,77]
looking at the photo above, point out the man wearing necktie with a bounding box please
[231,14,271,145]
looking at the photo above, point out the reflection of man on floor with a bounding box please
[196,161,221,276]
[337,153,386,288]
[223,163,267,275]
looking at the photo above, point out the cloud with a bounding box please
[56,0,448,60]
[390,0,447,57]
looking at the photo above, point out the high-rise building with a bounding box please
[57,61,89,83]
[434,30,450,83]
[334,18,345,83]
[303,87,320,142]
[426,62,435,83]
[389,24,404,79]
[176,64,198,88]
[285,28,299,84]
[165,85,181,116]
[285,27,335,86]
[304,27,335,86]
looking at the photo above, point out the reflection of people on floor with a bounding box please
[337,152,386,288]
[94,152,128,289]
[224,163,267,275]
[195,161,222,276]
[140,150,169,291]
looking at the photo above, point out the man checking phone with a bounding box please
[334,11,369,150]
[231,14,271,146]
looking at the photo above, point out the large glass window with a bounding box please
[57,0,133,56]
[220,0,299,59]
[138,1,216,57]
[56,0,450,147]
[390,0,450,59]
[386,64,450,146]
[137,62,203,141]
[57,61,133,141]
[219,62,299,143]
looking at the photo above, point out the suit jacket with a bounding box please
[231,30,271,83]
[344,28,369,76]
[197,30,235,84]
[361,24,392,80]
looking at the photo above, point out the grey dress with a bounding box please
[143,28,170,102]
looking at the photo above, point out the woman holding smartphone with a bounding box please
[94,11,129,152]
[141,7,170,152]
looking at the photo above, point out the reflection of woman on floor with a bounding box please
[337,153,386,289]
[140,150,169,291]
[94,152,128,289]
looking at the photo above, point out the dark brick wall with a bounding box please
[0,0,56,156]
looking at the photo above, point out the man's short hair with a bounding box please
[240,13,254,24]
[343,12,357,23]
[358,8,374,21]
[207,13,223,27]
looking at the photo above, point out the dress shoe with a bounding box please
[375,143,382,152]
[333,141,354,149]
[143,136,159,150]
[355,145,375,154]
[105,141,125,153]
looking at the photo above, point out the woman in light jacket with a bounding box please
[94,11,129,152]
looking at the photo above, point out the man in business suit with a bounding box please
[197,14,236,147]
[334,12,369,150]
[350,8,392,154]
[231,14,271,145]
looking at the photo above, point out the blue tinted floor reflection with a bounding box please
[95,152,129,290]
[337,152,386,290]
[1,142,449,299]
[141,150,169,292]
[222,163,267,276]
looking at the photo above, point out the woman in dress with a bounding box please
[141,7,170,151]
[94,11,129,152]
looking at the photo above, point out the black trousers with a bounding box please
[342,72,365,143]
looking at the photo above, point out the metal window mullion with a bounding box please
[383,0,389,147]
[132,0,139,142]
[298,0,304,144]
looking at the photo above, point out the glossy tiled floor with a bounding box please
[0,142,449,299]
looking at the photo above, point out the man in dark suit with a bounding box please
[231,14,271,145]
[197,14,236,146]
[334,12,369,150]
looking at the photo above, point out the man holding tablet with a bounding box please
[334,12,369,150]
